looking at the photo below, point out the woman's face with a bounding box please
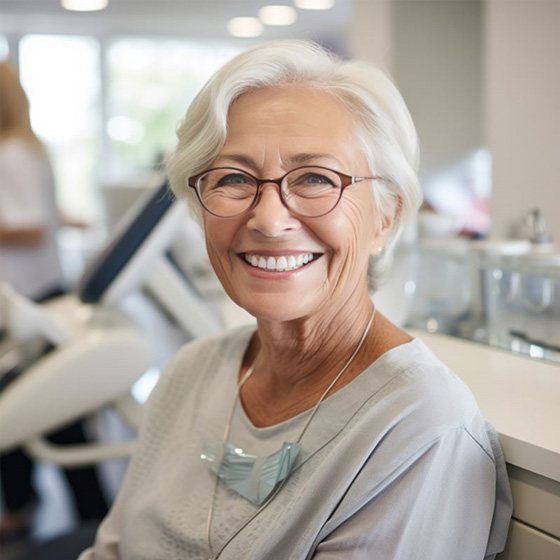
[203,86,391,322]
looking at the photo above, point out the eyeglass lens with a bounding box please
[196,167,343,217]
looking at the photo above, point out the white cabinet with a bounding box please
[498,464,560,559]
[499,520,560,560]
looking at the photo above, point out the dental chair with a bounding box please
[0,180,227,558]
[0,179,223,468]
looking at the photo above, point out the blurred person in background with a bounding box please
[0,60,108,543]
[0,60,63,301]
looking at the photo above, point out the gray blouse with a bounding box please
[80,326,512,559]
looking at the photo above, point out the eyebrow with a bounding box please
[288,153,342,167]
[214,152,343,170]
[214,154,258,169]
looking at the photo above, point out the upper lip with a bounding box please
[239,250,323,256]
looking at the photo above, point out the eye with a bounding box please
[288,169,339,195]
[288,167,340,189]
[216,172,252,187]
[300,173,335,185]
[200,169,256,202]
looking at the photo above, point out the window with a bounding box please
[17,35,244,224]
[19,35,101,222]
[106,38,243,181]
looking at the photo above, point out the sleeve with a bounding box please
[312,427,508,560]
[77,489,125,560]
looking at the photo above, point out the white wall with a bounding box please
[349,0,395,74]
[394,0,483,183]
[352,0,560,243]
[485,0,560,241]
[350,0,484,192]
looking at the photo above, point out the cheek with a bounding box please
[330,195,380,266]
[203,219,235,278]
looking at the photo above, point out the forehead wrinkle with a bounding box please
[282,152,345,169]
[213,153,258,170]
[214,151,345,175]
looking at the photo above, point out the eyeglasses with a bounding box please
[188,165,383,218]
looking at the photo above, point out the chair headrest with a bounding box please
[78,180,175,304]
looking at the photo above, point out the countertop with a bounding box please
[411,329,560,482]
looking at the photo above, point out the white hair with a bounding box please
[167,40,422,290]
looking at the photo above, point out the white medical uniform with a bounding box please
[0,138,62,300]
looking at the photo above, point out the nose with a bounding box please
[246,183,300,237]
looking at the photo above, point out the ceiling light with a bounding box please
[259,5,298,26]
[294,0,335,10]
[227,17,264,38]
[61,0,109,11]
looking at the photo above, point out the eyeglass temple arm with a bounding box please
[353,175,384,184]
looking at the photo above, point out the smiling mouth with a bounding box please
[242,252,321,272]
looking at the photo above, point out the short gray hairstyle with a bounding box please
[167,40,422,291]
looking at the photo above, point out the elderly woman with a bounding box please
[81,41,511,559]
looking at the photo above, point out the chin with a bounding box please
[237,297,316,324]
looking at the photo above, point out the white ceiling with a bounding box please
[0,0,352,49]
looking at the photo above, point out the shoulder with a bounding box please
[0,139,51,201]
[0,138,41,163]
[166,324,253,373]
[357,337,495,462]
[381,337,481,420]
[146,325,254,402]
[326,339,504,511]
[134,325,254,443]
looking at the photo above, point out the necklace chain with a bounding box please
[206,305,377,559]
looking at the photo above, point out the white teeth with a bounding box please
[244,253,316,272]
[276,256,288,271]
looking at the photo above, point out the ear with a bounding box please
[370,195,402,255]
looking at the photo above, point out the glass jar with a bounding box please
[513,253,560,358]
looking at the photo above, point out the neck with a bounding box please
[240,294,377,426]
[259,297,372,373]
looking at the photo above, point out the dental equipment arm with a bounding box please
[0,180,223,466]
[0,282,69,346]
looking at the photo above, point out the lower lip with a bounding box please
[239,256,319,279]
